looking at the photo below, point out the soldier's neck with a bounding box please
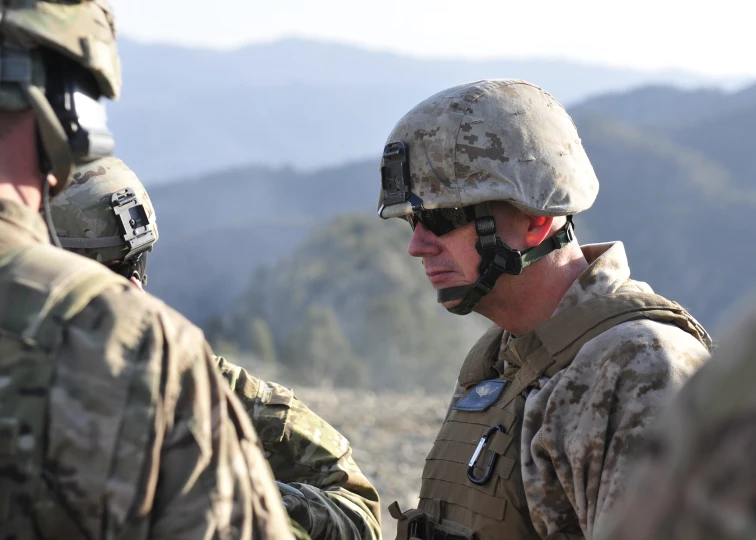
[0,110,43,210]
[476,244,589,336]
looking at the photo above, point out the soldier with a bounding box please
[377,79,712,539]
[0,2,290,538]
[593,307,756,540]
[50,156,382,540]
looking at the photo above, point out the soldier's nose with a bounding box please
[408,222,442,258]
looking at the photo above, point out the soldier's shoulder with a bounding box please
[580,316,709,374]
[0,243,207,356]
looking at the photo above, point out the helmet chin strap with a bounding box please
[436,203,575,316]
[20,83,73,196]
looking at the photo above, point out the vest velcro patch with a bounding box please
[454,379,508,412]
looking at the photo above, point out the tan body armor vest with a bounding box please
[0,245,132,539]
[391,292,711,540]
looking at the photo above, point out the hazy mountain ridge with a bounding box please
[147,160,377,320]
[111,38,745,184]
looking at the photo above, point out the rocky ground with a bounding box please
[234,356,451,539]
[294,386,449,539]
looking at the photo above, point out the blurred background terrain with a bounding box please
[109,35,756,537]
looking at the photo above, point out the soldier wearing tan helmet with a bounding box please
[378,79,712,539]
[51,157,383,540]
[0,2,290,538]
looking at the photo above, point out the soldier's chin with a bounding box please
[441,299,463,309]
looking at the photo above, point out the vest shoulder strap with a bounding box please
[496,291,711,408]
[458,324,505,389]
[533,292,711,375]
[459,291,711,393]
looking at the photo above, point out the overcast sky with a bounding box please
[112,0,752,77]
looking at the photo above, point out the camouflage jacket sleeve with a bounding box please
[48,285,292,539]
[520,319,710,539]
[215,357,382,540]
[594,309,756,540]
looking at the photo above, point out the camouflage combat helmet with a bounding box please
[51,156,158,284]
[0,0,121,192]
[378,79,599,315]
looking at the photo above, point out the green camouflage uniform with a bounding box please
[216,357,382,540]
[0,2,291,537]
[47,156,382,539]
[0,200,292,538]
[594,305,756,540]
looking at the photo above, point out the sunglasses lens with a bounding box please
[407,208,474,236]
[419,211,457,236]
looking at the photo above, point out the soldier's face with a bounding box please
[406,203,532,312]
[407,220,482,308]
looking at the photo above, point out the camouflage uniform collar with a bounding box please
[499,241,633,368]
[552,241,632,317]
[0,198,50,246]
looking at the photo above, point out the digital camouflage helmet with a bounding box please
[378,79,599,314]
[0,0,121,193]
[51,156,158,284]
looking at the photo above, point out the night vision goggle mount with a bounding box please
[108,187,156,285]
[378,140,423,216]
[57,187,156,284]
[111,187,156,262]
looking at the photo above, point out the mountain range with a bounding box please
[110,38,747,184]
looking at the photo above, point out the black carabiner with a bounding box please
[467,424,506,486]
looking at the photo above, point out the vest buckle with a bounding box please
[467,424,505,486]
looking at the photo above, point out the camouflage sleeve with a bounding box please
[520,320,709,539]
[216,356,382,540]
[594,311,756,540]
[48,286,291,539]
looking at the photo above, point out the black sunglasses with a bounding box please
[404,207,477,237]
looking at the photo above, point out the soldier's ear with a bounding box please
[523,215,554,249]
[129,276,144,291]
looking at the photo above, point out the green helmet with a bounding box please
[0,0,121,192]
[51,156,158,283]
[378,79,598,315]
